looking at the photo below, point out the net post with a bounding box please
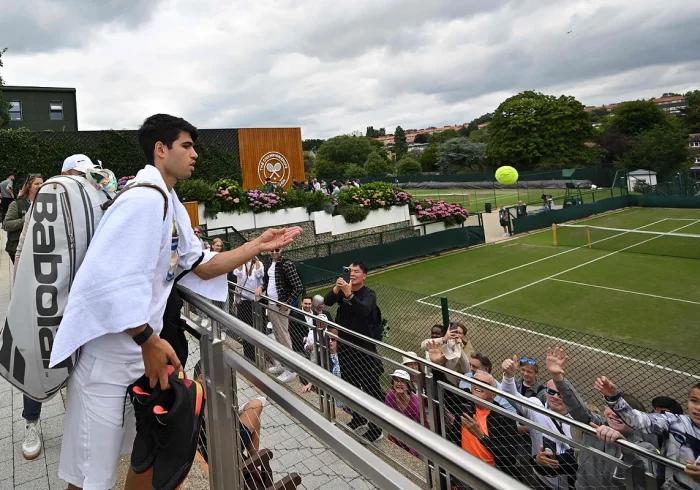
[586,226,592,248]
[552,223,558,246]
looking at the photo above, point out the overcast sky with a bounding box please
[3,0,700,138]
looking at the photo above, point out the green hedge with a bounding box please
[0,128,241,183]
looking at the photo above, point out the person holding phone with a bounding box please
[446,370,521,487]
[324,261,384,443]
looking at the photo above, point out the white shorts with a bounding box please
[58,352,145,490]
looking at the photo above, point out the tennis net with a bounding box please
[552,223,700,260]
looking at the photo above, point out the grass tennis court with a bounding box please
[369,207,700,359]
[408,187,623,213]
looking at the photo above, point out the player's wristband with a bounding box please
[132,325,154,346]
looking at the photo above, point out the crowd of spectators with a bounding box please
[222,249,700,489]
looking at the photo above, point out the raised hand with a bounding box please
[594,376,619,397]
[502,355,518,378]
[255,227,303,252]
[340,279,352,297]
[426,340,445,365]
[591,422,624,444]
[545,347,568,380]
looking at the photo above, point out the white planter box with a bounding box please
[331,205,410,236]
[311,210,334,234]
[254,207,309,228]
[410,215,447,235]
[199,203,256,231]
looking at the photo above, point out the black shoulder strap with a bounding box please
[100,182,169,220]
[174,252,205,284]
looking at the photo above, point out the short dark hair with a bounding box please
[471,353,492,373]
[652,395,683,414]
[302,296,313,302]
[137,114,198,165]
[350,261,368,274]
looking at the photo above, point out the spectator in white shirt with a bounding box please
[233,256,264,361]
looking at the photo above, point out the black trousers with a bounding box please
[338,347,384,439]
[236,300,257,362]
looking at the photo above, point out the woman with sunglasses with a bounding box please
[596,376,700,489]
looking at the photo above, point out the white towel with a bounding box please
[49,166,227,367]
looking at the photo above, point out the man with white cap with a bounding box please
[61,153,98,175]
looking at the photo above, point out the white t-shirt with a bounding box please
[81,189,202,363]
[267,262,278,301]
[233,261,264,301]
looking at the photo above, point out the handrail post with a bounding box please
[201,332,240,490]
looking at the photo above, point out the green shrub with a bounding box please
[175,179,216,204]
[339,204,369,223]
[213,179,248,214]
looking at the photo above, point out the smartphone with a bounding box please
[342,266,351,283]
[542,438,557,455]
[462,400,476,418]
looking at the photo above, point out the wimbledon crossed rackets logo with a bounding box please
[258,152,291,187]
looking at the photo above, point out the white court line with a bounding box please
[549,278,700,306]
[460,219,700,311]
[418,217,669,301]
[416,298,700,380]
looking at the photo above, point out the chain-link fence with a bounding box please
[301,277,699,414]
[185,280,696,490]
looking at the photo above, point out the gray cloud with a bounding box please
[3,0,699,138]
[0,0,166,53]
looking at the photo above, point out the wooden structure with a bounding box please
[238,128,305,190]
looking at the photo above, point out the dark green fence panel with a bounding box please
[512,196,634,234]
[466,225,485,245]
[299,227,472,286]
[635,195,700,209]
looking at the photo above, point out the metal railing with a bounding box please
[182,280,692,489]
[178,286,529,490]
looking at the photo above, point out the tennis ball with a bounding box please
[495,166,519,185]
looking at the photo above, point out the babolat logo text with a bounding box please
[32,192,70,370]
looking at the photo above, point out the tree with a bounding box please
[619,125,692,179]
[420,144,439,172]
[364,151,391,176]
[467,121,479,133]
[393,126,407,161]
[303,151,315,173]
[344,163,367,178]
[428,129,461,145]
[316,135,376,167]
[472,112,494,126]
[596,129,633,166]
[0,48,9,128]
[488,90,594,170]
[681,90,700,134]
[313,156,343,179]
[377,127,386,137]
[605,100,668,136]
[397,155,422,175]
[438,138,486,174]
[302,138,325,152]
[458,125,471,138]
[413,132,428,144]
[469,125,490,145]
